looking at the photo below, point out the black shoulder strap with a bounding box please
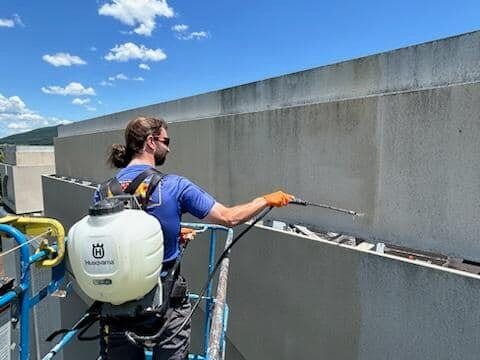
[109,178,123,196]
[99,168,165,208]
[99,177,123,200]
[145,169,164,202]
[99,181,109,199]
[124,168,164,195]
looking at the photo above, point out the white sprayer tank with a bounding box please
[68,199,164,305]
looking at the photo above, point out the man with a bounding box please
[95,116,293,359]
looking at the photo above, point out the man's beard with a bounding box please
[154,151,166,166]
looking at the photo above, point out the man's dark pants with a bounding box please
[99,276,191,360]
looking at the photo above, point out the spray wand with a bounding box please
[290,197,363,217]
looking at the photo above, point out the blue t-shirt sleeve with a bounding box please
[178,178,215,219]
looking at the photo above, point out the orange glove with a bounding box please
[263,191,294,207]
[180,227,196,245]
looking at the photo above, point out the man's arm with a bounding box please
[204,191,293,227]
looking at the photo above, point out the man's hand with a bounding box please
[263,191,294,207]
[180,227,196,245]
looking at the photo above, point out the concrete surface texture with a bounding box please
[0,164,15,208]
[55,81,480,261]
[42,175,97,230]
[0,145,55,213]
[188,225,480,360]
[1,164,55,214]
[1,145,55,166]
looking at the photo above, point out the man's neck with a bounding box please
[128,153,155,167]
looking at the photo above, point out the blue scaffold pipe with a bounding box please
[29,248,51,264]
[220,304,229,359]
[0,283,28,308]
[42,329,79,360]
[0,290,16,308]
[180,223,230,232]
[0,224,32,360]
[204,228,217,354]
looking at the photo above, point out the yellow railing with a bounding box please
[0,214,65,267]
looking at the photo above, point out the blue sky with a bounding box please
[1,0,480,137]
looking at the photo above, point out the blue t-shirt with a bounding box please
[94,165,216,262]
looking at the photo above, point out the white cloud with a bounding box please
[7,122,31,130]
[175,31,209,40]
[102,73,145,84]
[172,24,188,32]
[90,46,97,52]
[108,73,128,81]
[0,19,14,28]
[104,42,166,62]
[72,98,91,105]
[100,80,114,87]
[72,98,95,112]
[172,24,209,40]
[0,93,71,137]
[0,94,27,113]
[0,14,23,28]
[42,82,96,96]
[98,0,174,36]
[189,31,208,39]
[42,52,87,67]
[139,63,150,70]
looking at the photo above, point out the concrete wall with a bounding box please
[42,176,480,360]
[55,80,480,261]
[0,164,15,209]
[0,146,55,213]
[12,165,55,213]
[15,150,54,167]
[2,145,17,165]
[184,225,480,360]
[1,145,54,166]
[232,227,480,360]
[42,175,96,229]
[1,164,55,214]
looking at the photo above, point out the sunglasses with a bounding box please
[152,136,170,147]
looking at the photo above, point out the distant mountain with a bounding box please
[0,125,59,145]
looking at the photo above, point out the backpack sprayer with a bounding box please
[45,194,362,350]
[46,194,362,355]
[18,157,361,358]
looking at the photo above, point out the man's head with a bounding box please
[151,126,170,166]
[108,116,169,168]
